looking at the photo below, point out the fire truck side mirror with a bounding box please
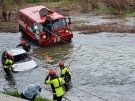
[66,17,71,25]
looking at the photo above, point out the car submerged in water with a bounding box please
[1,48,37,72]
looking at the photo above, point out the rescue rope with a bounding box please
[61,36,73,42]
[43,27,55,36]
[60,37,73,45]
[30,27,70,57]
[53,43,81,70]
[46,37,108,101]
[43,26,73,46]
[67,44,81,68]
[57,37,82,69]
[26,27,108,101]
[30,38,53,57]
[28,26,56,56]
[30,23,73,57]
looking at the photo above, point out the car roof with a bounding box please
[7,48,26,56]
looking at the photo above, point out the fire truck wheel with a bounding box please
[21,31,26,39]
[67,38,72,43]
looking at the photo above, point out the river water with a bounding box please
[1,15,135,101]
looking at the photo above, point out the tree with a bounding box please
[1,0,26,22]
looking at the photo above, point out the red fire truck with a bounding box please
[18,5,73,46]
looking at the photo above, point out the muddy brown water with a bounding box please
[1,15,135,101]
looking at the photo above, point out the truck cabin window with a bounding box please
[52,18,66,29]
[33,24,43,32]
[33,19,66,33]
[42,18,66,31]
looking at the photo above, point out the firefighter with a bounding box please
[16,40,31,52]
[59,62,71,85]
[20,84,41,101]
[45,69,68,101]
[3,54,14,76]
[42,15,52,39]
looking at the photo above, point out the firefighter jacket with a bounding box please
[61,67,71,83]
[5,59,13,66]
[45,75,67,97]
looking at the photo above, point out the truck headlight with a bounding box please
[65,30,69,33]
[43,35,46,39]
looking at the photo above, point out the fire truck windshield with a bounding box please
[37,18,66,32]
[52,18,66,30]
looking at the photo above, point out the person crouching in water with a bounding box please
[45,69,68,101]
[20,84,41,101]
[16,40,31,52]
[59,62,71,87]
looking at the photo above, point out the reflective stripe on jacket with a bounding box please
[46,77,65,97]
[4,65,12,70]
[4,65,8,69]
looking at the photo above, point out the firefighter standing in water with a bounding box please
[59,62,71,86]
[3,54,14,76]
[45,69,68,101]
[16,40,31,52]
[42,15,52,39]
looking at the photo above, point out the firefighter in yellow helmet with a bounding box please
[59,61,71,84]
[45,69,68,101]
[3,54,14,76]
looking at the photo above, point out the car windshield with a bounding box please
[13,53,32,63]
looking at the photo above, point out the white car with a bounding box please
[1,48,37,72]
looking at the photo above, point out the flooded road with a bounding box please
[1,15,135,101]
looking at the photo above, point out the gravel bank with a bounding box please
[0,93,28,101]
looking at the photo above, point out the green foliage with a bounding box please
[123,9,135,16]
[2,90,20,97]
[3,0,14,4]
[2,0,135,22]
[67,0,74,3]
[98,5,110,14]
[1,90,50,101]
[35,96,50,101]
[75,0,99,13]
[124,10,134,15]
[59,0,77,6]
[26,0,43,3]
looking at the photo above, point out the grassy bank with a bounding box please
[1,0,135,21]
[1,0,135,33]
[2,90,50,101]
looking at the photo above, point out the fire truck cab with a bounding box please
[18,5,73,46]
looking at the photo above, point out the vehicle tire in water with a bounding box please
[67,38,72,43]
[21,31,26,39]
